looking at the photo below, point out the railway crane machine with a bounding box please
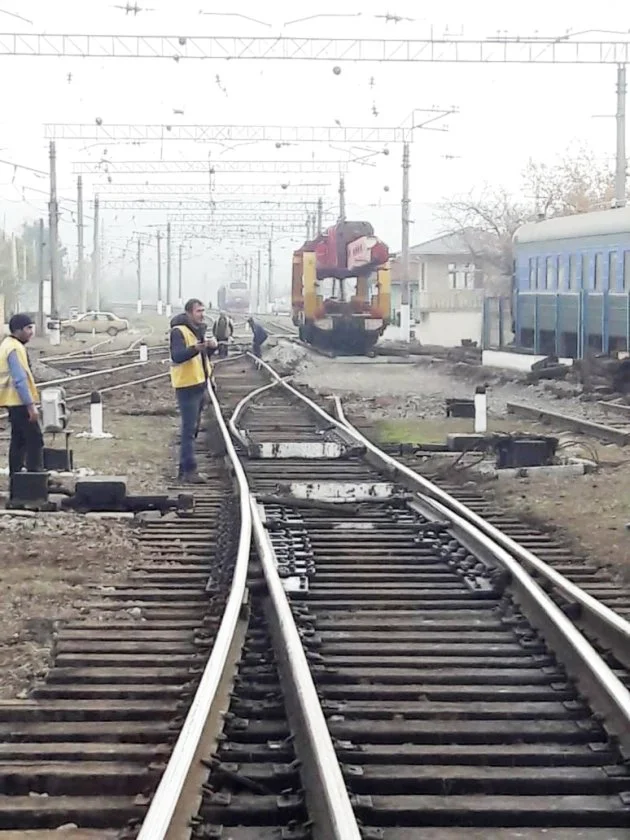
[291,221,391,355]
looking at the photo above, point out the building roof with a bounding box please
[394,228,496,258]
[514,206,630,245]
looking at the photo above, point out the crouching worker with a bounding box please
[170,299,217,484]
[247,316,269,359]
[0,313,44,475]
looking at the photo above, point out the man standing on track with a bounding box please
[212,310,234,358]
[247,316,269,359]
[169,299,217,484]
[0,313,44,475]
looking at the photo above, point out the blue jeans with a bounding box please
[176,386,205,475]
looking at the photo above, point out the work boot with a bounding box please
[179,471,208,485]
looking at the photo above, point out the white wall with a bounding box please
[414,311,483,347]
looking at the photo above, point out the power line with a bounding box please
[1,33,629,63]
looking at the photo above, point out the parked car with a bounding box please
[60,311,130,338]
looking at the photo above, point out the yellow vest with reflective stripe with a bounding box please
[169,325,209,389]
[0,336,38,407]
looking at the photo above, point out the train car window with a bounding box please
[558,257,566,290]
[594,253,604,290]
[537,257,545,290]
[568,255,577,290]
[624,251,630,291]
[529,258,536,290]
[546,256,556,290]
[609,251,618,291]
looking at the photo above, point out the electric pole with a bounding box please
[136,237,142,314]
[37,218,45,336]
[166,222,172,317]
[317,197,323,235]
[338,176,346,222]
[156,230,163,314]
[267,237,273,311]
[400,141,411,343]
[615,64,627,208]
[92,193,101,313]
[48,141,60,326]
[256,249,261,313]
[77,175,86,312]
[178,242,183,305]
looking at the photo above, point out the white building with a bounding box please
[388,230,507,346]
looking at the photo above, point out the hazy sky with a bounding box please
[0,0,627,300]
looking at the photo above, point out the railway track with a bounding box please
[1,353,630,838]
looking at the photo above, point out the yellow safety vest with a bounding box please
[169,324,209,389]
[0,336,38,407]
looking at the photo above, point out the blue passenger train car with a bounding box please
[512,207,630,357]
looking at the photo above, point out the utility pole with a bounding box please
[615,64,627,208]
[156,230,163,314]
[77,175,86,312]
[400,142,411,343]
[37,218,45,336]
[338,176,346,222]
[165,222,172,317]
[178,243,183,306]
[256,249,262,313]
[136,237,142,314]
[92,194,101,314]
[317,197,323,235]
[48,141,60,343]
[267,237,273,312]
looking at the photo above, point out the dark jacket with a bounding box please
[170,314,216,388]
[212,314,233,341]
[249,321,269,346]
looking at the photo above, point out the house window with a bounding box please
[594,253,604,290]
[420,262,427,291]
[609,251,618,291]
[448,262,476,290]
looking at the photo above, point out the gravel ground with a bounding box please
[263,340,630,582]
[0,377,179,698]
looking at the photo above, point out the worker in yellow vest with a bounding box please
[0,313,44,474]
[169,298,217,484]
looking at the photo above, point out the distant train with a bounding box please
[513,206,630,358]
[217,281,250,314]
[291,220,391,355]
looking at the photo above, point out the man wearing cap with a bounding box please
[0,314,43,474]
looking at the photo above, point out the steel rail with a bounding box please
[40,343,169,365]
[330,396,630,669]
[246,354,630,754]
[407,492,630,756]
[249,498,363,840]
[65,371,170,403]
[35,359,157,390]
[228,376,294,447]
[136,379,252,840]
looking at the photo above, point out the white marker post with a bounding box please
[90,390,103,437]
[474,385,487,434]
[137,299,142,315]
[139,341,148,362]
[165,303,172,318]
[48,319,61,347]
